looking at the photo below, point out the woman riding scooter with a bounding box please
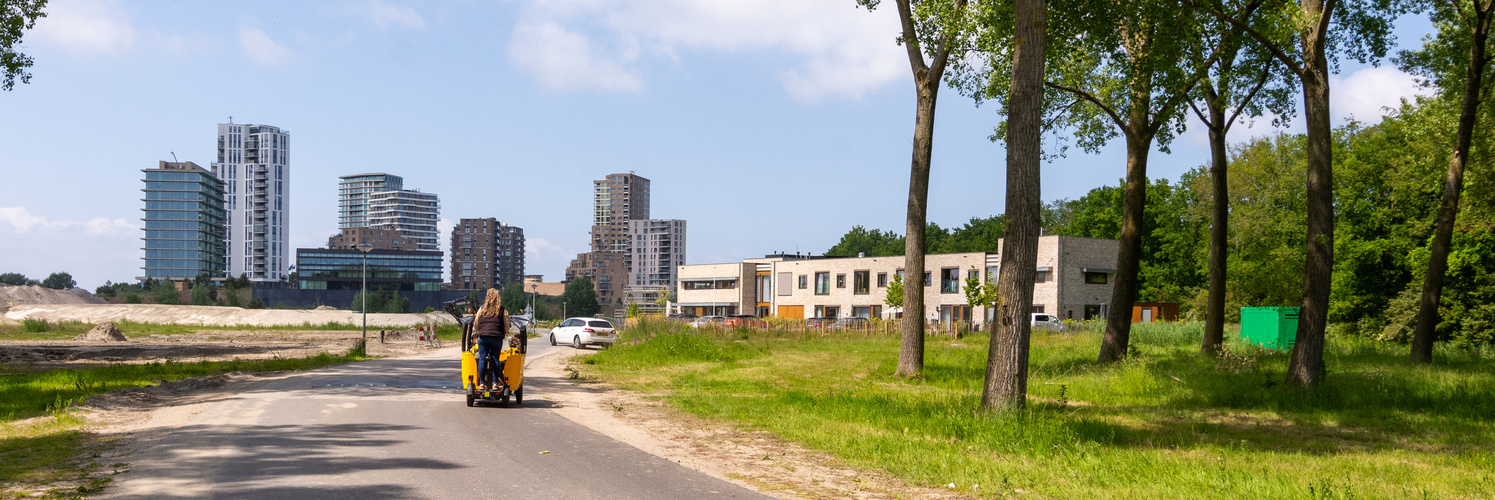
[472,289,509,390]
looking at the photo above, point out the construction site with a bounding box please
[1,284,456,369]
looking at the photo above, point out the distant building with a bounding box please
[141,161,226,281]
[626,219,686,310]
[523,275,566,297]
[566,172,651,313]
[327,227,414,250]
[211,121,290,282]
[674,235,1118,323]
[449,218,525,290]
[337,173,440,251]
[295,248,443,291]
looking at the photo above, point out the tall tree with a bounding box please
[562,276,601,318]
[978,0,1046,411]
[1031,0,1213,362]
[1400,0,1495,363]
[1201,0,1406,387]
[1,0,45,91]
[1189,3,1296,353]
[859,0,971,377]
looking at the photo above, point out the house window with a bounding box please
[876,272,887,287]
[799,275,807,289]
[814,272,830,295]
[814,305,840,318]
[940,268,959,293]
[969,269,979,282]
[1035,270,1051,283]
[1032,305,1046,313]
[836,274,846,289]
[852,306,872,318]
[1084,304,1103,320]
[688,281,713,290]
[987,266,999,283]
[853,271,870,295]
[924,272,932,287]
[1085,272,1108,284]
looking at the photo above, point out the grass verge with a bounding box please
[578,321,1495,499]
[0,345,370,498]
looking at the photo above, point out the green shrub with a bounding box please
[150,282,179,304]
[123,293,141,304]
[22,319,51,333]
[189,285,212,306]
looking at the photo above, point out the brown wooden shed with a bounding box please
[1131,302,1179,323]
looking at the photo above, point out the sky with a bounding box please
[0,0,1436,290]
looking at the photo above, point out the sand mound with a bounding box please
[74,322,129,342]
[0,285,105,306]
[4,303,454,328]
[314,305,338,311]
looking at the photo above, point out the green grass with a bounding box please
[579,321,1495,499]
[0,345,370,498]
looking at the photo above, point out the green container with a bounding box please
[1240,307,1299,350]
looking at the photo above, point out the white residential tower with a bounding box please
[211,121,290,282]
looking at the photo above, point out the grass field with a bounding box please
[0,345,370,498]
[578,321,1495,499]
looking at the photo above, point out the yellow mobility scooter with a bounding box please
[444,299,528,407]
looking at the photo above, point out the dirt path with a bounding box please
[531,349,971,500]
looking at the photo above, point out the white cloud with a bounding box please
[359,0,427,29]
[506,0,905,101]
[524,237,576,282]
[508,21,644,92]
[239,24,296,67]
[0,207,140,289]
[29,0,136,54]
[1331,66,1431,123]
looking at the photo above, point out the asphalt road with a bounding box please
[101,334,766,500]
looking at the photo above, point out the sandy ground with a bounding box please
[0,325,447,370]
[535,350,972,500]
[3,303,454,328]
[0,285,105,306]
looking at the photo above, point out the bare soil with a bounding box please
[534,350,972,500]
[0,284,105,307]
[0,329,446,370]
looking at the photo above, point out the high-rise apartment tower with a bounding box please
[337,173,440,251]
[141,161,226,281]
[211,122,290,282]
[566,172,650,313]
[450,218,526,290]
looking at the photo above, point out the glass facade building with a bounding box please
[295,248,443,291]
[141,161,227,280]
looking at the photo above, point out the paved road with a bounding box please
[102,335,766,499]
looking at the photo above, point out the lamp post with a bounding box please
[562,301,567,320]
[356,242,374,342]
[530,284,538,317]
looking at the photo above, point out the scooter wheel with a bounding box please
[514,387,523,405]
[466,394,475,407]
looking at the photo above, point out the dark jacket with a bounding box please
[474,310,508,337]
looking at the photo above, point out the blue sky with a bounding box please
[0,0,1434,289]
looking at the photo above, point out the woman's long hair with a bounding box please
[477,288,503,318]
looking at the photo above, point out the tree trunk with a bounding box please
[1412,6,1491,364]
[1286,21,1333,388]
[982,0,1046,411]
[1202,90,1229,354]
[897,77,939,377]
[1097,131,1152,362]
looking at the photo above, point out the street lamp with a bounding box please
[530,283,538,317]
[356,242,374,342]
[562,301,567,320]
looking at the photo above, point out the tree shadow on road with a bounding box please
[108,423,459,499]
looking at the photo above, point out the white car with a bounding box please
[1032,313,1062,332]
[549,317,617,349]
